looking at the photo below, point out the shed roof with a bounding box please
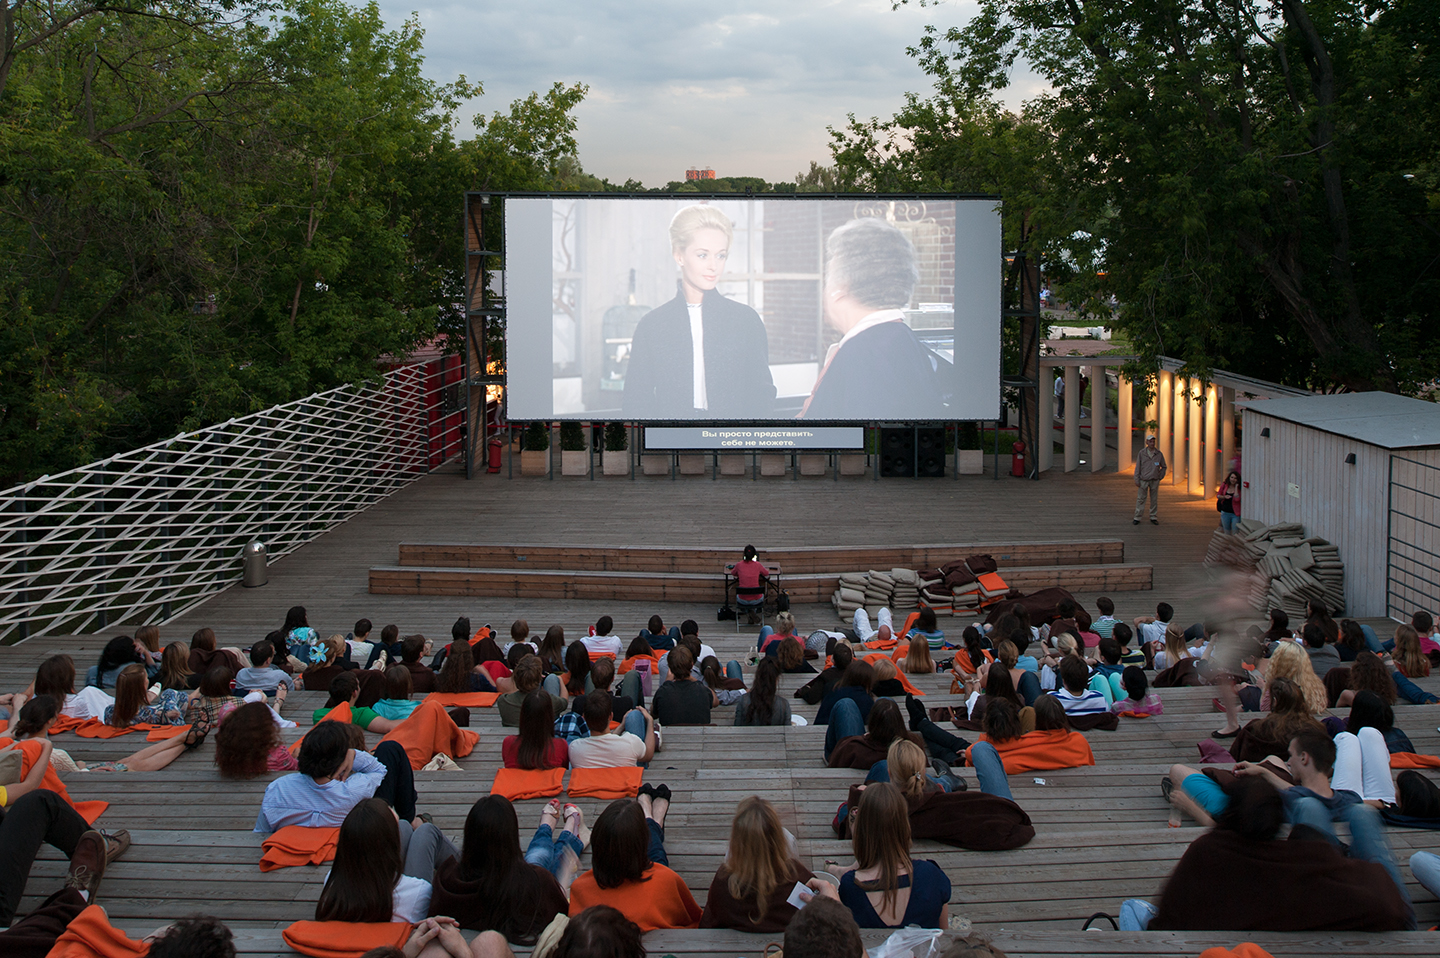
[1238,392,1440,450]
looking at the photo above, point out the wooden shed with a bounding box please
[1238,393,1440,619]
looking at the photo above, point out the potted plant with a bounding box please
[560,421,588,476]
[520,423,551,476]
[602,422,629,476]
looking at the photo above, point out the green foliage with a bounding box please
[559,421,586,451]
[845,0,1440,395]
[603,422,628,452]
[521,422,550,451]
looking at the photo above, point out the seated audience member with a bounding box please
[157,642,199,691]
[700,655,747,707]
[734,658,791,727]
[973,695,1094,773]
[818,662,877,761]
[549,906,644,958]
[1053,657,1108,716]
[1336,618,1368,662]
[677,620,718,668]
[827,699,923,770]
[103,663,188,727]
[592,655,643,716]
[254,720,416,832]
[781,895,864,958]
[1302,622,1342,675]
[994,641,1040,706]
[1114,622,1146,668]
[502,690,569,769]
[796,642,854,706]
[435,638,498,696]
[556,642,593,701]
[828,782,951,929]
[1330,650,1397,708]
[281,606,322,665]
[1346,689,1415,754]
[27,654,111,720]
[900,635,937,675]
[188,627,245,676]
[1151,624,1193,672]
[700,796,815,933]
[372,666,421,722]
[185,667,246,727]
[774,637,816,675]
[312,673,400,733]
[902,694,971,767]
[639,614,679,652]
[966,663,1035,733]
[568,791,699,931]
[757,611,797,654]
[618,634,660,680]
[581,616,623,659]
[399,635,437,693]
[908,607,947,651]
[0,815,136,952]
[1132,602,1174,650]
[10,695,203,774]
[567,692,657,768]
[505,619,536,658]
[537,626,567,674]
[358,620,395,669]
[853,606,894,644]
[316,798,458,924]
[1137,776,1413,931]
[870,658,907,697]
[427,616,468,672]
[652,646,714,725]
[1091,596,1118,639]
[215,701,299,777]
[428,795,574,942]
[498,655,568,727]
[234,640,296,697]
[1110,666,1163,716]
[1087,637,1125,691]
[93,635,153,689]
[297,635,355,692]
[951,626,994,677]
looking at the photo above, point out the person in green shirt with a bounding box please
[311,672,400,733]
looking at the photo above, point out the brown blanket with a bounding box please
[1154,658,1206,688]
[983,588,1089,630]
[827,732,925,770]
[1067,712,1119,732]
[1150,828,1410,931]
[834,784,1034,851]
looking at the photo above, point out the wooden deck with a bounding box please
[8,467,1429,955]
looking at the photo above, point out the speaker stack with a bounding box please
[916,427,946,477]
[879,427,948,478]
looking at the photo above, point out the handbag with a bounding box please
[717,605,736,621]
[776,591,791,613]
[0,742,23,786]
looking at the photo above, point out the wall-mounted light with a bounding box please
[1345,453,1356,465]
[1260,428,1271,438]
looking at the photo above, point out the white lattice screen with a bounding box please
[0,362,457,641]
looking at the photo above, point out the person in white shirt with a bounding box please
[579,616,623,659]
[568,692,657,768]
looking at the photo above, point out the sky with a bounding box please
[371,0,1045,188]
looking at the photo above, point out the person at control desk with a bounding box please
[731,545,771,626]
[799,218,945,420]
[622,204,776,419]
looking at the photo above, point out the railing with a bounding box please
[0,361,462,642]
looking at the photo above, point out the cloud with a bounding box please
[378,0,1042,186]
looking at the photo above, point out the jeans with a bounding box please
[1118,898,1157,931]
[1393,669,1438,704]
[619,708,651,767]
[397,820,459,880]
[757,626,776,651]
[1016,670,1041,707]
[373,740,417,822]
[616,669,644,711]
[823,698,867,761]
[1287,798,1415,928]
[968,742,1013,800]
[1134,479,1159,520]
[524,823,585,879]
[1219,511,1240,533]
[1409,851,1440,901]
[640,627,679,652]
[0,790,89,925]
[864,761,961,794]
[646,819,668,867]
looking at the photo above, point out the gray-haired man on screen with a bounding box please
[798,218,944,420]
[1134,434,1167,525]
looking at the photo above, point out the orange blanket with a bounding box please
[424,692,499,708]
[260,825,341,871]
[860,654,924,696]
[1199,946,1275,958]
[952,649,994,674]
[491,767,566,801]
[966,729,1095,773]
[862,638,898,651]
[0,737,106,823]
[145,724,192,741]
[282,920,413,958]
[289,701,356,755]
[898,611,921,640]
[568,863,701,932]
[1391,752,1440,769]
[380,697,479,769]
[74,721,170,739]
[50,715,89,735]
[617,653,661,675]
[46,904,148,957]
[568,766,643,799]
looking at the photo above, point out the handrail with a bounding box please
[0,361,461,642]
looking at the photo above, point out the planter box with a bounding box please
[719,455,748,477]
[678,454,706,476]
[641,454,670,476]
[602,450,629,476]
[561,450,589,476]
[520,450,550,477]
[957,449,984,475]
[798,454,828,477]
[838,454,868,476]
[759,454,788,477]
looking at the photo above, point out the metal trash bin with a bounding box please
[242,541,268,588]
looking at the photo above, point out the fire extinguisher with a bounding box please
[1010,440,1026,477]
[487,437,503,473]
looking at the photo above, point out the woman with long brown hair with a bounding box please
[567,792,700,931]
[316,797,459,924]
[13,694,203,773]
[25,653,112,719]
[157,642,198,690]
[1394,624,1430,679]
[828,782,951,928]
[700,796,814,932]
[103,664,189,728]
[899,635,936,675]
[214,701,298,777]
[435,638,497,694]
[502,690,568,769]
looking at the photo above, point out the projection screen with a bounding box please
[503,195,1001,423]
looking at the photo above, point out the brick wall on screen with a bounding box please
[912,203,956,306]
[763,204,822,363]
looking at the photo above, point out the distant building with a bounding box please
[685,168,715,181]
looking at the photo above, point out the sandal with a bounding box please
[1160,775,1174,802]
[1210,728,1239,739]
[183,717,210,751]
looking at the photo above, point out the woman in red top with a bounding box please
[502,690,569,769]
[733,545,770,626]
[568,791,700,931]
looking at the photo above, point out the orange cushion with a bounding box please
[282,920,413,958]
[568,766,643,798]
[260,825,341,872]
[491,767,566,800]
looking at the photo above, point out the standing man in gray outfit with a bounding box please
[1134,434,1167,525]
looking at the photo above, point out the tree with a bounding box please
[853,0,1440,393]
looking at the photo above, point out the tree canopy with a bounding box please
[833,0,1439,395]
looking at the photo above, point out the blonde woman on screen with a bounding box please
[622,204,776,418]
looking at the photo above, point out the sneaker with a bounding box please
[1150,519,1159,525]
[100,829,131,865]
[65,830,108,898]
[1133,519,1140,525]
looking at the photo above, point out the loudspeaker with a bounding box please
[880,427,915,478]
[916,427,946,478]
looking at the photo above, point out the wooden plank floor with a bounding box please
[10,467,1428,955]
